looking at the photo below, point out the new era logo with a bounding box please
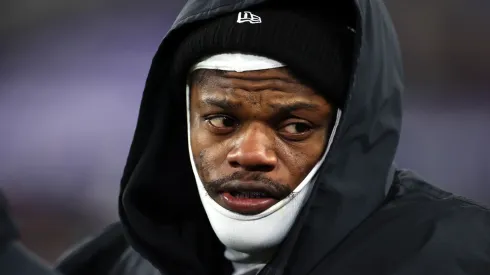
[237,11,261,24]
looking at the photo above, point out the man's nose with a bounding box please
[226,124,277,172]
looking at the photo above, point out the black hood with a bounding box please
[119,0,403,274]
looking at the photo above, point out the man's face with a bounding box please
[189,68,333,215]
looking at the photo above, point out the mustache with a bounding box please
[203,171,292,200]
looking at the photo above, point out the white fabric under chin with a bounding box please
[186,53,342,254]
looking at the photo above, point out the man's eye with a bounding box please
[282,123,312,135]
[207,116,236,128]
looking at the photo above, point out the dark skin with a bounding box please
[189,68,334,214]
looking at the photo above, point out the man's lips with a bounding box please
[213,180,285,215]
[220,192,278,215]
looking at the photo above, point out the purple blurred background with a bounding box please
[1,0,489,263]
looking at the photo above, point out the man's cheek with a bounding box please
[195,149,216,180]
[199,149,228,181]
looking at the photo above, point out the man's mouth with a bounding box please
[227,191,274,199]
[213,181,288,215]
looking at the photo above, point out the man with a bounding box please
[0,190,62,275]
[55,0,490,274]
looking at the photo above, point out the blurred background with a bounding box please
[0,0,489,264]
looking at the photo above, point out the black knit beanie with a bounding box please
[173,6,355,107]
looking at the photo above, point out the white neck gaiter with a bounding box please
[186,53,342,253]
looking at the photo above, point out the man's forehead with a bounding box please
[189,69,322,100]
[191,71,326,110]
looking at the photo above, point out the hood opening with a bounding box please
[119,0,403,274]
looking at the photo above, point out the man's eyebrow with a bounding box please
[201,97,242,109]
[268,102,321,113]
[200,97,321,113]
